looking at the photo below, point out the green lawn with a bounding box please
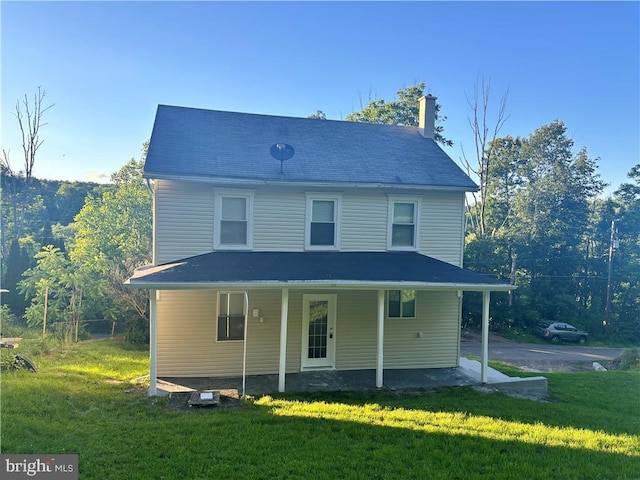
[1,339,638,479]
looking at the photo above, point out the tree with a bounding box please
[2,239,33,316]
[346,83,453,147]
[608,164,640,341]
[464,120,606,334]
[69,158,152,341]
[54,182,99,225]
[18,245,78,332]
[460,77,509,238]
[1,87,54,247]
[308,110,327,120]
[614,163,640,203]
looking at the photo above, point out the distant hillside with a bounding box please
[1,172,106,249]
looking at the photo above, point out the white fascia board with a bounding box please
[143,173,477,193]
[124,279,515,292]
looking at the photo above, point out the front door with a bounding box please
[301,294,337,370]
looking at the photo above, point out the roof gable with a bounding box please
[144,105,478,190]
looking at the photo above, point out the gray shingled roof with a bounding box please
[144,105,478,190]
[126,251,512,290]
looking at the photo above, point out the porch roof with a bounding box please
[126,251,513,291]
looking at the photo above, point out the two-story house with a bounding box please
[126,95,512,395]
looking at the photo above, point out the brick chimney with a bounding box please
[418,94,436,139]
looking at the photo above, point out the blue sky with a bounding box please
[1,1,638,195]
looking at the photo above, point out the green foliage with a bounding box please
[0,303,24,338]
[18,245,79,328]
[2,239,33,315]
[307,110,327,120]
[11,157,152,343]
[1,170,99,254]
[69,158,152,341]
[465,124,639,342]
[609,164,640,341]
[346,83,453,147]
[54,181,102,225]
[612,349,640,371]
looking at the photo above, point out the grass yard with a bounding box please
[1,339,638,479]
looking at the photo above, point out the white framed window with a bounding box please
[387,196,420,250]
[214,190,254,249]
[217,292,245,341]
[305,194,341,250]
[387,289,416,319]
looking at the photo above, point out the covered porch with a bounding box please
[126,251,514,396]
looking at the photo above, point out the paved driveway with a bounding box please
[460,331,626,372]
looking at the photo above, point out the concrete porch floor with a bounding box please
[159,366,478,396]
[158,359,498,396]
[157,357,547,397]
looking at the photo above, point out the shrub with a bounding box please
[610,348,640,371]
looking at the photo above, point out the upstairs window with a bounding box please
[388,197,420,250]
[217,292,245,341]
[387,289,416,318]
[214,191,253,249]
[306,195,341,250]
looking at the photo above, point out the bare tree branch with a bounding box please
[460,76,509,238]
[2,87,54,242]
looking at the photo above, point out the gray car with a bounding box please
[535,322,589,344]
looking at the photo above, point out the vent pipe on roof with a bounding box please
[418,94,436,139]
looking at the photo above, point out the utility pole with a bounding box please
[604,219,617,334]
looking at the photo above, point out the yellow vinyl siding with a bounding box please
[253,189,306,251]
[156,289,284,377]
[154,182,466,264]
[341,194,388,251]
[420,191,465,266]
[154,180,214,264]
[156,289,460,377]
[384,291,460,368]
[334,290,379,369]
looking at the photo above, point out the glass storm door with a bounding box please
[302,295,336,369]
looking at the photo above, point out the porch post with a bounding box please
[376,289,385,388]
[148,289,158,396]
[481,290,490,384]
[278,288,289,393]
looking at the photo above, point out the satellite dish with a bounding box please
[270,143,295,173]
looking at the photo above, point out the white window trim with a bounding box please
[214,189,254,250]
[387,196,421,251]
[216,291,246,342]
[386,289,417,319]
[304,193,342,251]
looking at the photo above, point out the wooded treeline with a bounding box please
[1,159,152,342]
[462,126,639,343]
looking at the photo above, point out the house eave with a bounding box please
[125,279,515,292]
[143,172,479,193]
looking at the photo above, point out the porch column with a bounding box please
[481,290,490,384]
[376,289,385,388]
[148,289,158,396]
[278,288,289,393]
